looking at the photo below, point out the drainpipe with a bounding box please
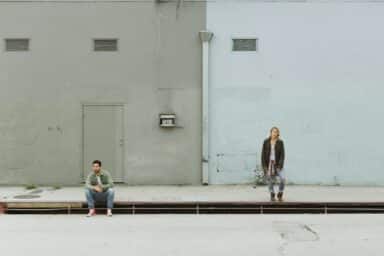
[199,30,213,185]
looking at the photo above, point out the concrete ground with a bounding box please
[1,185,384,203]
[0,214,382,256]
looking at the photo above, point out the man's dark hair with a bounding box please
[92,160,102,167]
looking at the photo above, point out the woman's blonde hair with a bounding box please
[270,126,280,138]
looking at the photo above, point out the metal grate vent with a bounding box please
[5,39,29,51]
[232,38,257,52]
[94,39,118,51]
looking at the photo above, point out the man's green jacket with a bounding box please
[85,169,114,192]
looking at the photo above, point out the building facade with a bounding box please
[1,0,384,186]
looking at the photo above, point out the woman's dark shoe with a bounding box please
[277,192,284,202]
[270,193,276,202]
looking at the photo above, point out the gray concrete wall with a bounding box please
[0,0,206,185]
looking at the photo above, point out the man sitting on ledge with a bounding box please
[85,160,115,217]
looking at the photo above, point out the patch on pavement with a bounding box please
[273,221,319,256]
[13,195,41,199]
[273,221,319,242]
[29,189,44,194]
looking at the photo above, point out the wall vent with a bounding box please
[232,38,257,52]
[5,39,29,51]
[94,39,118,51]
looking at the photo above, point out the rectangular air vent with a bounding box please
[5,39,29,51]
[232,38,257,52]
[94,39,118,51]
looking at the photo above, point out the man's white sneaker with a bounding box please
[107,209,113,217]
[86,209,96,217]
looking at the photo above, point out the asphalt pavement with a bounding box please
[0,214,382,256]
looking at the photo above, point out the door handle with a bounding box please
[119,139,124,146]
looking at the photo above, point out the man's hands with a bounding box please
[93,185,103,192]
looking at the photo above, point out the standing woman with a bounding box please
[261,127,286,202]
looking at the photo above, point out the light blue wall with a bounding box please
[207,1,384,185]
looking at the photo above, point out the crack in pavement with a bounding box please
[301,224,320,241]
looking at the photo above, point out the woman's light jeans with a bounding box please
[266,168,286,194]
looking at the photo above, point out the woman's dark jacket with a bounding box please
[261,138,285,172]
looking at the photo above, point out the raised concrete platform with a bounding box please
[1,185,384,214]
[1,185,384,203]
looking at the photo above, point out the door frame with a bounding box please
[81,102,126,182]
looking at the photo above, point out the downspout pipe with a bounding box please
[199,30,213,185]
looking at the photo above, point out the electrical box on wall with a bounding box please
[159,114,176,128]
